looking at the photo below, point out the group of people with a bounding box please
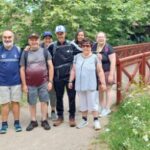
[0,25,116,134]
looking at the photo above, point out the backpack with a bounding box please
[24,48,49,69]
[51,40,73,80]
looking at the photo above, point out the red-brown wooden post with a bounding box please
[116,58,122,104]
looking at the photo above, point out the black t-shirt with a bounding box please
[92,43,114,72]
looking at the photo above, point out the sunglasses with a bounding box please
[82,44,91,48]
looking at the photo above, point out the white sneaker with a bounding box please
[102,108,111,117]
[99,108,107,117]
[76,119,88,129]
[99,108,111,117]
[94,120,101,130]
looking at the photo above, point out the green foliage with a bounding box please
[0,0,150,47]
[100,87,150,150]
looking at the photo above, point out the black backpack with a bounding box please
[51,40,73,80]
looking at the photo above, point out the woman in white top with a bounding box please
[68,38,106,130]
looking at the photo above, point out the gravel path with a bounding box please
[0,87,116,150]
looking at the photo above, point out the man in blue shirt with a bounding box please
[0,30,22,134]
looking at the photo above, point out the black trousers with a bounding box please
[54,80,76,119]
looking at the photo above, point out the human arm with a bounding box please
[68,64,76,89]
[97,62,106,91]
[47,43,54,56]
[20,66,28,93]
[108,53,116,84]
[47,59,54,91]
[71,42,82,55]
[20,51,28,93]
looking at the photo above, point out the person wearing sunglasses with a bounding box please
[68,38,106,130]
[92,32,116,117]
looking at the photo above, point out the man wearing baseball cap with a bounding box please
[48,25,81,127]
[20,33,54,131]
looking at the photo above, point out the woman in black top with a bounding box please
[92,32,116,117]
[74,29,85,48]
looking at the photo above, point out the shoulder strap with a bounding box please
[16,46,21,53]
[24,51,28,69]
[52,41,58,57]
[43,48,49,69]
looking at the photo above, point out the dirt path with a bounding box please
[0,87,116,150]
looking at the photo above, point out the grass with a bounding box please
[100,86,150,150]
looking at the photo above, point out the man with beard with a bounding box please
[0,30,22,134]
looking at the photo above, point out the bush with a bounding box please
[100,87,150,150]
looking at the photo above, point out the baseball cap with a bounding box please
[28,33,39,39]
[43,31,52,38]
[55,25,66,33]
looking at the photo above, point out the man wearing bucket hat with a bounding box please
[48,25,81,127]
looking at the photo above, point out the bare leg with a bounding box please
[29,105,36,121]
[92,111,99,118]
[12,101,20,121]
[41,102,48,121]
[99,87,106,109]
[51,107,55,111]
[1,103,9,122]
[82,111,88,118]
[106,86,112,109]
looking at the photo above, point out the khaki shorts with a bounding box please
[0,85,22,104]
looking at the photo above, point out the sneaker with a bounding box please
[0,125,8,134]
[41,120,51,130]
[69,118,76,127]
[76,119,88,129]
[14,123,22,132]
[99,108,111,117]
[99,108,106,117]
[53,117,64,127]
[26,121,38,131]
[94,120,101,130]
[51,111,57,121]
[101,108,111,117]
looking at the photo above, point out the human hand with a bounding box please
[108,74,114,84]
[97,54,102,60]
[24,46,30,51]
[68,82,73,89]
[100,84,107,91]
[22,84,28,93]
[47,82,53,91]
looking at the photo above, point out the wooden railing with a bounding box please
[114,43,150,104]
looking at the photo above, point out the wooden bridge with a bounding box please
[114,42,150,104]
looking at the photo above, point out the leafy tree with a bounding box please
[0,0,149,46]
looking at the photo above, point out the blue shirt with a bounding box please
[0,45,21,86]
